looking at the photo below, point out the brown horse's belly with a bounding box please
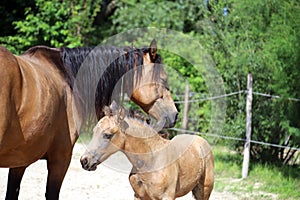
[0,114,59,167]
[0,146,45,168]
[0,109,65,168]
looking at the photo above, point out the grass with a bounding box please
[213,145,300,199]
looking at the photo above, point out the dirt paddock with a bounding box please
[0,144,237,199]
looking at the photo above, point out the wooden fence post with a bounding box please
[242,73,253,179]
[181,84,190,133]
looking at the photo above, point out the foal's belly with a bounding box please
[175,170,200,198]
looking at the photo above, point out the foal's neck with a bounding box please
[122,118,169,171]
[124,118,168,152]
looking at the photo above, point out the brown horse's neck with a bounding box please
[122,117,169,171]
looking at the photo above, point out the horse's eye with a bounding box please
[103,133,113,140]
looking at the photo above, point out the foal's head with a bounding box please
[80,102,128,171]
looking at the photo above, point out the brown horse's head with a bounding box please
[61,40,178,130]
[129,40,178,130]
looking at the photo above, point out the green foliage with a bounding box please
[0,0,101,53]
[200,0,300,163]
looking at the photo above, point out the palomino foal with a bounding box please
[80,104,214,200]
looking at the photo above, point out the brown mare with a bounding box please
[81,102,214,200]
[0,40,178,199]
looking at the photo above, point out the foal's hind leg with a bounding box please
[193,153,214,200]
[5,166,27,200]
[192,182,204,200]
[203,153,214,200]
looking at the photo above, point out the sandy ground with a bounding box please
[0,143,238,199]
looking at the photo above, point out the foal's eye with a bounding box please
[103,133,113,140]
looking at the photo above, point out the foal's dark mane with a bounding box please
[127,109,151,125]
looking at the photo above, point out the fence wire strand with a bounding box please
[174,90,300,104]
[169,128,300,151]
[174,90,245,104]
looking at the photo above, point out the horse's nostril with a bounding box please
[169,112,178,127]
[174,112,179,122]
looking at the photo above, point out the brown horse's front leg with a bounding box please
[45,152,72,200]
[5,166,27,200]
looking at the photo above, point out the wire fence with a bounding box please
[172,89,300,151]
[169,128,300,151]
[175,90,300,103]
[174,90,245,104]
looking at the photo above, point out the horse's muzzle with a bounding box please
[166,111,178,128]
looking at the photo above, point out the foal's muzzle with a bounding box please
[80,155,98,171]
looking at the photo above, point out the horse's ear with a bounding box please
[149,39,157,62]
[131,42,135,49]
[103,106,112,116]
[110,100,119,115]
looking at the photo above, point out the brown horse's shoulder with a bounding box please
[0,46,17,63]
[22,46,62,64]
[22,46,74,88]
[23,45,60,56]
[0,45,12,53]
[0,46,22,84]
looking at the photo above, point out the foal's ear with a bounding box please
[118,107,126,120]
[103,106,112,116]
[117,108,129,132]
[110,100,119,115]
[149,39,157,62]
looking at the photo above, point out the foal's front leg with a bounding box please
[129,172,147,199]
[134,193,142,200]
[5,166,27,200]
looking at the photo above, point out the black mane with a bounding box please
[60,45,163,120]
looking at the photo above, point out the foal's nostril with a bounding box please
[80,157,88,168]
